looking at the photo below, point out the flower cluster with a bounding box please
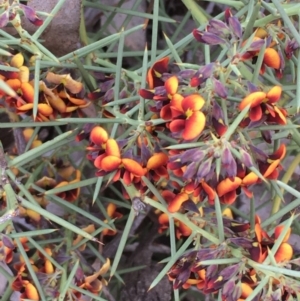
[0,3,44,29]
[168,214,295,300]
[0,53,90,121]
[8,238,110,300]
[140,74,206,140]
[0,3,299,301]
[88,126,145,183]
[81,7,299,300]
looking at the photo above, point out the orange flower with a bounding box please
[244,144,286,183]
[73,224,96,251]
[5,79,34,103]
[18,206,41,222]
[4,77,55,122]
[0,54,60,122]
[17,102,54,121]
[241,37,282,76]
[274,242,293,262]
[273,224,293,262]
[217,177,242,205]
[12,277,39,301]
[23,128,42,148]
[236,282,254,301]
[249,215,293,263]
[40,79,89,118]
[0,236,28,264]
[167,182,201,213]
[169,94,206,140]
[23,281,40,301]
[90,126,109,146]
[239,86,286,124]
[37,247,54,274]
[45,72,83,94]
[175,220,193,239]
[78,258,110,294]
[158,206,193,239]
[102,203,123,236]
[54,170,81,202]
[261,48,281,74]
[146,152,169,181]
[94,138,145,182]
[160,76,180,120]
[88,127,145,184]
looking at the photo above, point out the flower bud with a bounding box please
[196,158,213,180]
[177,69,196,80]
[181,148,206,164]
[228,16,242,39]
[193,30,226,45]
[239,148,253,167]
[285,39,299,59]
[183,162,198,180]
[0,10,9,28]
[190,63,214,87]
[208,19,230,37]
[212,78,228,98]
[11,53,24,68]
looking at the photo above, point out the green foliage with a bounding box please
[0,0,299,301]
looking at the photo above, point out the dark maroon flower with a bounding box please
[103,88,114,102]
[212,101,227,136]
[204,265,226,293]
[285,39,299,59]
[168,251,198,289]
[181,199,199,213]
[224,8,232,25]
[190,63,214,87]
[261,130,272,144]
